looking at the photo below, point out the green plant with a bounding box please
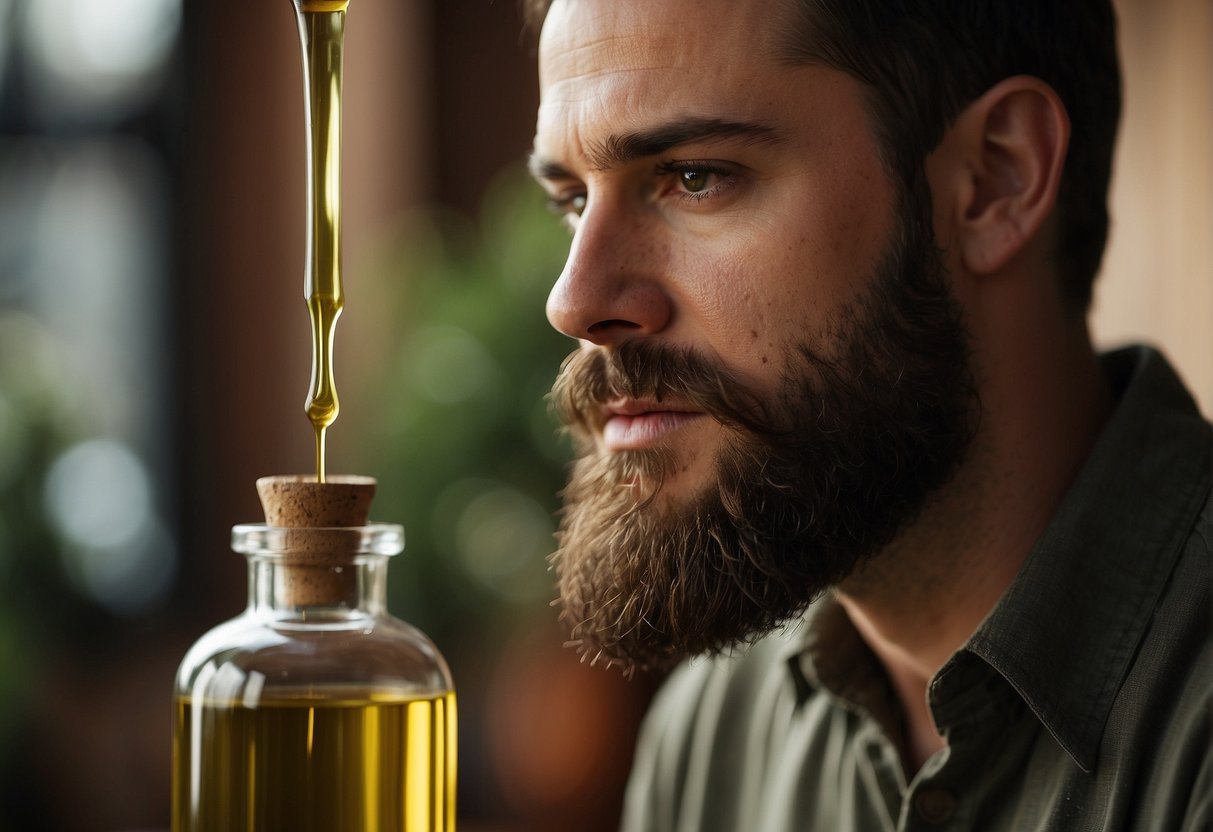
[349,165,575,642]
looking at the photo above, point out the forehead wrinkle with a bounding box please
[540,27,679,89]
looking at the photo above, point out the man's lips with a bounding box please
[600,399,705,451]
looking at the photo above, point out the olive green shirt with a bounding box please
[621,347,1212,832]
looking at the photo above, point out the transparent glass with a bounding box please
[172,523,456,832]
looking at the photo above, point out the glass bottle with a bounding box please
[172,478,456,832]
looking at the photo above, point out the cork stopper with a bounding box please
[255,474,377,607]
[256,474,376,527]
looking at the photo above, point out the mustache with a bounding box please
[549,341,782,442]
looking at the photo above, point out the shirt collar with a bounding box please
[955,346,1210,771]
[784,347,1211,772]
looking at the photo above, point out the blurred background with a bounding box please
[0,0,1207,830]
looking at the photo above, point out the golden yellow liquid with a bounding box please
[172,689,456,832]
[300,0,349,10]
[294,0,349,482]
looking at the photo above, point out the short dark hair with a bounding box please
[522,0,1121,312]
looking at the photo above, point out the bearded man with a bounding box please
[526,0,1211,829]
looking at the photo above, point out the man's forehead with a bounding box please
[538,0,785,91]
[538,2,674,87]
[530,0,885,187]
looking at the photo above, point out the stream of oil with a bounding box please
[294,0,349,482]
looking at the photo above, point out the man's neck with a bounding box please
[833,315,1114,774]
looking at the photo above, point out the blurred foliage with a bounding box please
[349,165,576,648]
[0,312,97,737]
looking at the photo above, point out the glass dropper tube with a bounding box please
[294,0,348,482]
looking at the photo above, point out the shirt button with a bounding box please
[914,788,958,824]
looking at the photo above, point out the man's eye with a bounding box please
[547,193,587,217]
[548,194,589,229]
[545,192,586,232]
[679,170,710,193]
[656,161,734,202]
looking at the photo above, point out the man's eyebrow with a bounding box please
[528,116,785,180]
[528,154,574,182]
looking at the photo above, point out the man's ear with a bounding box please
[938,76,1070,276]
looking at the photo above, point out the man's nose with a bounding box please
[545,203,673,346]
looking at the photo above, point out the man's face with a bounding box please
[533,0,976,672]
[535,0,897,492]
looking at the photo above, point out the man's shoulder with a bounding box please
[621,619,820,832]
[643,617,808,735]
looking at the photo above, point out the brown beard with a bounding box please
[548,192,978,674]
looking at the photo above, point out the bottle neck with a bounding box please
[232,523,404,617]
[247,552,389,616]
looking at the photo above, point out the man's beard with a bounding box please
[549,190,978,674]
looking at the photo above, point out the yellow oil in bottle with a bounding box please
[173,689,456,832]
[295,0,348,482]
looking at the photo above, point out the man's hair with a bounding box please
[523,0,1122,313]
